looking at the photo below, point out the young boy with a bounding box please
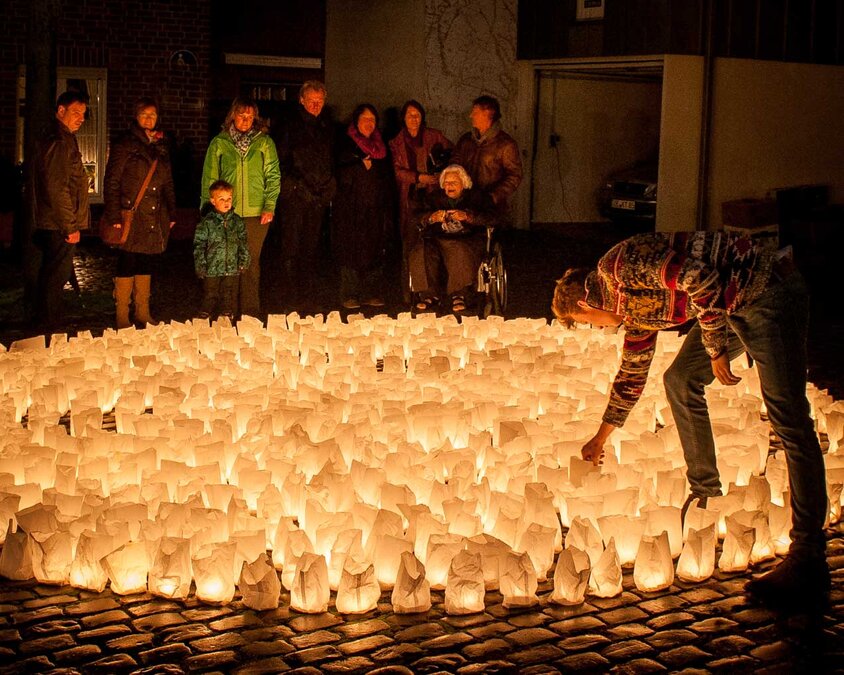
[194,180,250,320]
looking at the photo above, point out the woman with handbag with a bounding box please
[103,97,176,328]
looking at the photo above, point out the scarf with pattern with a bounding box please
[228,124,260,157]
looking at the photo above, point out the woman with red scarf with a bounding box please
[332,104,394,309]
[389,100,452,304]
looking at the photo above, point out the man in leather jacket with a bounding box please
[29,91,90,329]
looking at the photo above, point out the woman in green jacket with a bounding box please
[200,97,280,318]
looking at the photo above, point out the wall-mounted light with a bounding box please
[170,50,197,70]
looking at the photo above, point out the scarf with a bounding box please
[347,123,386,159]
[228,124,260,157]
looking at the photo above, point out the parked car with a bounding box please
[598,161,658,221]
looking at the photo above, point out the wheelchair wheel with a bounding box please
[483,243,507,318]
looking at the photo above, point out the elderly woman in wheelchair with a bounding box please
[409,164,499,314]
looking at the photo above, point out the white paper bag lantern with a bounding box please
[500,551,538,608]
[718,515,755,573]
[732,509,774,565]
[69,530,110,592]
[641,506,682,558]
[149,537,192,599]
[30,530,73,585]
[426,533,465,590]
[281,529,315,591]
[103,541,149,595]
[327,528,364,591]
[597,515,643,567]
[565,517,604,569]
[238,553,281,611]
[768,502,791,555]
[550,546,590,605]
[391,551,431,614]
[0,494,22,544]
[676,524,716,582]
[372,534,413,589]
[633,531,674,592]
[0,525,34,580]
[193,541,237,604]
[290,552,330,614]
[588,538,622,598]
[335,559,381,614]
[517,522,556,581]
[444,551,485,615]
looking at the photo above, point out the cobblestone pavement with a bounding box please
[1,223,843,673]
[0,533,842,674]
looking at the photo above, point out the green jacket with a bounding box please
[194,210,251,278]
[200,131,280,218]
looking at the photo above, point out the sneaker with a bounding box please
[745,554,830,612]
[363,297,385,307]
[342,298,361,309]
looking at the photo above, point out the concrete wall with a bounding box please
[706,58,844,229]
[532,73,662,223]
[656,55,704,232]
[325,0,529,222]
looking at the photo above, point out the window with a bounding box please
[16,66,108,203]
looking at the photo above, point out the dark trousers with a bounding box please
[239,216,267,318]
[280,196,327,298]
[115,250,158,277]
[32,229,76,328]
[201,275,239,318]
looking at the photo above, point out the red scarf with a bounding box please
[347,123,386,159]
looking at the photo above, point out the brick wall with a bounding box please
[0,0,211,205]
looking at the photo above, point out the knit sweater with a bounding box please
[588,232,774,427]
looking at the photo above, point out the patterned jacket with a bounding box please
[193,210,250,278]
[588,232,774,427]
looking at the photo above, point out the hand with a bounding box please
[449,210,469,222]
[418,173,437,186]
[581,436,606,466]
[429,210,446,223]
[66,231,80,244]
[581,422,615,466]
[711,352,742,385]
[169,221,176,229]
[260,212,273,225]
[363,156,372,170]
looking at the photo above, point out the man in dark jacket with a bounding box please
[276,80,336,308]
[452,96,522,220]
[30,91,90,329]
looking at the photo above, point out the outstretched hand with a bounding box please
[711,352,741,385]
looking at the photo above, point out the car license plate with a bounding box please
[612,199,636,211]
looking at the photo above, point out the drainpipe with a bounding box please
[696,0,715,231]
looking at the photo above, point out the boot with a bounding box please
[113,277,134,329]
[133,274,157,326]
[745,553,830,612]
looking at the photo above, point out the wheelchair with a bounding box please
[476,225,508,317]
[408,225,508,318]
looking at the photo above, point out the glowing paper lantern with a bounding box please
[335,559,380,614]
[500,551,538,608]
[149,537,192,600]
[238,553,281,611]
[193,542,237,604]
[281,529,315,591]
[641,506,683,558]
[69,530,110,592]
[676,524,716,582]
[0,525,34,580]
[565,517,604,569]
[372,534,413,589]
[718,515,755,573]
[588,538,622,598]
[391,551,432,614]
[550,547,590,605]
[444,551,485,615]
[327,528,364,591]
[290,552,330,614]
[768,502,792,555]
[426,533,465,590]
[517,522,556,581]
[597,515,643,567]
[103,541,149,595]
[681,499,718,541]
[0,493,22,544]
[633,531,674,592]
[732,509,774,565]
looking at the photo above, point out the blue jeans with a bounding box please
[664,272,827,559]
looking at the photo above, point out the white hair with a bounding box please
[439,164,473,190]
